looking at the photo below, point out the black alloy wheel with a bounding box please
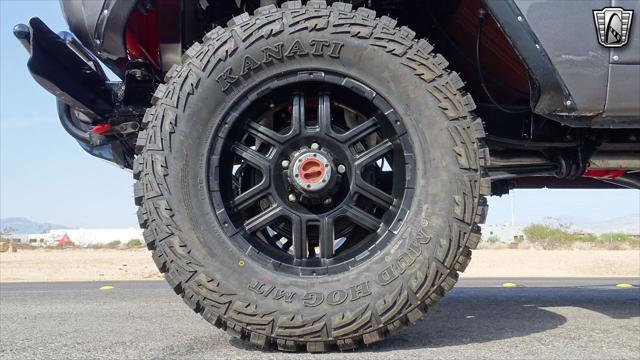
[211,74,414,275]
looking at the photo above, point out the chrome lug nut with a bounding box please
[337,164,346,174]
[310,142,320,150]
[288,193,297,202]
[323,198,333,207]
[281,160,290,169]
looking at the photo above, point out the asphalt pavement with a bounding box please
[1,278,639,359]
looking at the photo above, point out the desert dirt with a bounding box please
[0,248,638,282]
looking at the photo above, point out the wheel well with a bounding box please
[174,1,640,191]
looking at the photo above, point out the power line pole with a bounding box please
[510,191,515,226]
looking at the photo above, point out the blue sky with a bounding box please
[0,1,638,229]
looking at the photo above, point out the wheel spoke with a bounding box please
[342,205,381,232]
[354,176,394,207]
[355,139,393,167]
[290,214,308,260]
[231,180,271,211]
[244,205,283,233]
[318,94,332,135]
[318,217,335,258]
[330,116,379,144]
[292,94,305,134]
[231,142,271,173]
[246,121,290,145]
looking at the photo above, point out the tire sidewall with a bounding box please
[160,24,461,328]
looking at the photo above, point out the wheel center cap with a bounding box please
[299,158,325,184]
[291,152,332,192]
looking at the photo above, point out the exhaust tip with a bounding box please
[13,23,30,39]
[13,23,31,53]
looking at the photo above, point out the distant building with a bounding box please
[9,228,144,246]
[482,225,526,243]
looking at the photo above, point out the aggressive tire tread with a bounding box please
[135,1,489,352]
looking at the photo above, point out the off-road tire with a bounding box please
[134,1,490,352]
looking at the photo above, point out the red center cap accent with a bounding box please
[299,158,325,184]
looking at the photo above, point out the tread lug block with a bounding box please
[141,107,156,129]
[226,322,243,339]
[399,26,416,41]
[447,71,464,89]
[331,2,352,11]
[479,147,491,168]
[405,307,424,324]
[164,64,182,81]
[203,26,226,42]
[362,330,384,345]
[475,197,489,224]
[150,249,166,271]
[228,13,251,27]
[133,182,144,206]
[135,130,148,154]
[182,289,201,312]
[306,341,328,353]
[380,16,397,28]
[202,308,224,328]
[433,54,450,71]
[416,39,434,55]
[250,332,268,348]
[336,338,358,351]
[132,156,144,180]
[480,177,492,196]
[461,93,477,112]
[136,206,148,228]
[471,117,487,139]
[427,288,444,305]
[306,0,328,9]
[282,1,303,10]
[276,339,298,352]
[165,269,183,294]
[441,273,458,292]
[142,228,156,250]
[356,7,376,19]
[182,43,202,62]
[454,248,472,272]
[466,225,482,249]
[386,319,404,334]
[151,84,167,104]
[254,4,278,15]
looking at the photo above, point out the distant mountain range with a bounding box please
[0,217,70,234]
[569,214,640,235]
[2,213,637,235]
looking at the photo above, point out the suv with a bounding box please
[14,0,639,352]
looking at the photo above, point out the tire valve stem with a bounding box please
[288,193,297,203]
